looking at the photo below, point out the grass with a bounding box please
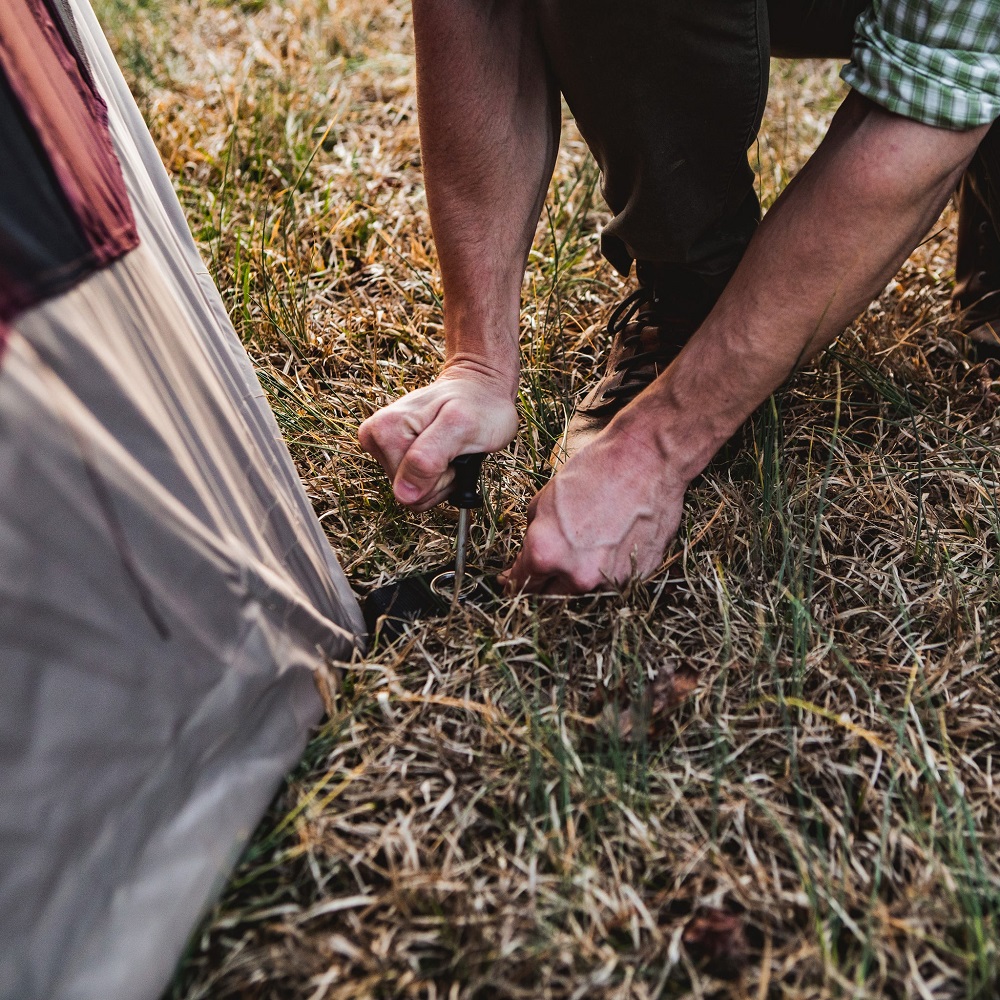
[93,1,1000,997]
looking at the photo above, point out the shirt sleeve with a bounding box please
[840,0,1000,130]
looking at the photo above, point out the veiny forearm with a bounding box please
[413,0,559,390]
[639,94,989,480]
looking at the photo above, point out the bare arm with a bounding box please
[359,0,559,510]
[508,94,990,593]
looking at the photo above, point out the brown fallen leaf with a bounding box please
[648,665,699,737]
[682,907,746,981]
[594,664,700,742]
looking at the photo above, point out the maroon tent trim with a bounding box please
[0,0,138,344]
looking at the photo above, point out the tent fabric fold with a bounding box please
[0,1,366,998]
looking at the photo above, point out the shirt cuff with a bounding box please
[841,11,1000,130]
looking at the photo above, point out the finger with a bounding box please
[506,553,581,596]
[407,475,456,514]
[509,532,604,595]
[501,555,529,595]
[358,432,394,480]
[538,574,584,596]
[505,520,551,593]
[393,457,452,508]
[525,490,541,523]
[503,563,545,595]
[393,403,479,506]
[503,549,557,596]
[500,563,537,595]
[357,417,385,464]
[360,413,419,484]
[519,571,560,595]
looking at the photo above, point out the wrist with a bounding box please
[599,407,695,495]
[440,353,520,401]
[443,295,520,370]
[611,375,732,489]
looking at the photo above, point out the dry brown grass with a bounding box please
[95,1,1000,997]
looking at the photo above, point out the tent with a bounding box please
[0,1,366,997]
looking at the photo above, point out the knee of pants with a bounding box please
[536,0,770,267]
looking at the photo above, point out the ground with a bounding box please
[94,2,1000,997]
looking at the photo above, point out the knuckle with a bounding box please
[357,419,379,448]
[360,409,394,441]
[525,531,562,576]
[438,399,477,435]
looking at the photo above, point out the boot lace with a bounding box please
[584,286,692,414]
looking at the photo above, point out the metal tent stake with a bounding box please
[362,452,494,641]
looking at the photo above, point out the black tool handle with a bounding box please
[450,452,486,509]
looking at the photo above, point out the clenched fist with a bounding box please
[358,361,518,512]
[501,414,688,594]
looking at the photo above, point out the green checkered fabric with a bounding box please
[842,0,1000,129]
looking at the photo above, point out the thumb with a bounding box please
[393,412,474,507]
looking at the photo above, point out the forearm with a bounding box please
[413,0,559,392]
[638,94,989,480]
[505,96,991,593]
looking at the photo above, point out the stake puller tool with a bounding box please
[361,452,496,641]
[449,452,486,599]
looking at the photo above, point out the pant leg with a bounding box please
[953,122,1000,355]
[534,0,866,279]
[535,0,769,278]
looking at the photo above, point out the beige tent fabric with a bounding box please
[0,2,365,998]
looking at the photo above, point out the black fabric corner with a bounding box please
[0,67,94,320]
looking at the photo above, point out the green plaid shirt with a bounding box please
[841,0,1000,129]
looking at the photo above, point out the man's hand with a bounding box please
[358,0,556,513]
[504,95,988,595]
[502,415,687,593]
[358,362,517,512]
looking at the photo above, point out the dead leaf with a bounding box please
[594,664,700,742]
[682,908,746,980]
[648,665,699,738]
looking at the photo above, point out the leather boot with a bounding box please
[551,261,729,466]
